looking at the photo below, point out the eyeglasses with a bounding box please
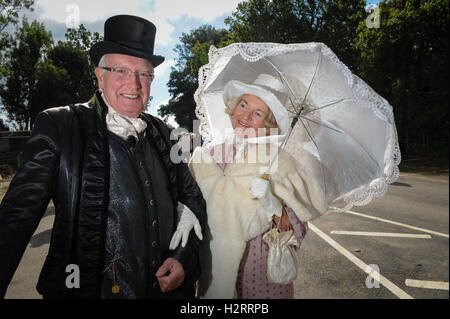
[100,67,155,85]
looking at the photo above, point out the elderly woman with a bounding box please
[171,74,326,299]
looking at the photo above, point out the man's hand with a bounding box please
[155,257,185,293]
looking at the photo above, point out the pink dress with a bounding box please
[235,207,308,299]
[214,146,309,299]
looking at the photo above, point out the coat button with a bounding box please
[145,180,150,187]
[149,199,154,206]
[152,281,158,289]
[152,220,157,227]
[152,241,158,247]
[152,260,158,268]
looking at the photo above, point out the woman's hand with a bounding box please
[250,177,282,222]
[169,203,203,250]
[272,209,292,231]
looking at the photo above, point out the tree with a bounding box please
[0,0,34,62]
[45,25,102,106]
[356,0,449,157]
[45,42,95,105]
[0,18,52,129]
[160,1,368,130]
[319,0,367,69]
[225,0,366,70]
[0,118,8,131]
[225,0,302,43]
[223,0,449,158]
[30,60,71,118]
[0,21,102,129]
[158,25,230,130]
[0,0,34,31]
[64,24,102,51]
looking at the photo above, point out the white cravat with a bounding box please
[223,132,286,161]
[224,132,247,161]
[102,92,147,140]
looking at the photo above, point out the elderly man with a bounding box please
[0,15,206,299]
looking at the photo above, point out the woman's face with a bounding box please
[231,94,270,138]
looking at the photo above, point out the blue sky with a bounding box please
[1,0,380,128]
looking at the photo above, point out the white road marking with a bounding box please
[341,210,449,238]
[330,231,432,239]
[308,222,414,299]
[405,279,449,291]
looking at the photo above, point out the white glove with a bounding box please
[250,177,283,222]
[169,202,203,250]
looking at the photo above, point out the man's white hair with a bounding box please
[98,54,108,75]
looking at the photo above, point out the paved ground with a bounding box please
[294,172,448,299]
[1,169,448,299]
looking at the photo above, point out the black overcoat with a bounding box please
[0,92,207,298]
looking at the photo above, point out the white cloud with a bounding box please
[154,59,176,77]
[152,0,241,21]
[150,97,179,128]
[145,0,242,45]
[164,114,178,128]
[33,0,242,45]
[152,97,170,111]
[35,0,143,22]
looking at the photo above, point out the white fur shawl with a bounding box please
[189,144,326,298]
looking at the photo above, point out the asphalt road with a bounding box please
[3,171,449,299]
[294,172,449,299]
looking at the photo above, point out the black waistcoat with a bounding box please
[100,131,175,299]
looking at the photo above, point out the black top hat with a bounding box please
[89,15,165,67]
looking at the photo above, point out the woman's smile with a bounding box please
[231,94,269,137]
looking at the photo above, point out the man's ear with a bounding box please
[94,67,104,91]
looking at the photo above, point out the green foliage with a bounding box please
[225,0,366,69]
[31,60,70,116]
[356,0,449,157]
[49,40,98,102]
[64,24,102,51]
[158,25,230,130]
[160,0,367,129]
[0,0,34,62]
[0,0,34,30]
[0,19,102,129]
[160,0,448,159]
[320,0,367,69]
[0,18,52,129]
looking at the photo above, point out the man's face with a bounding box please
[95,53,154,118]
